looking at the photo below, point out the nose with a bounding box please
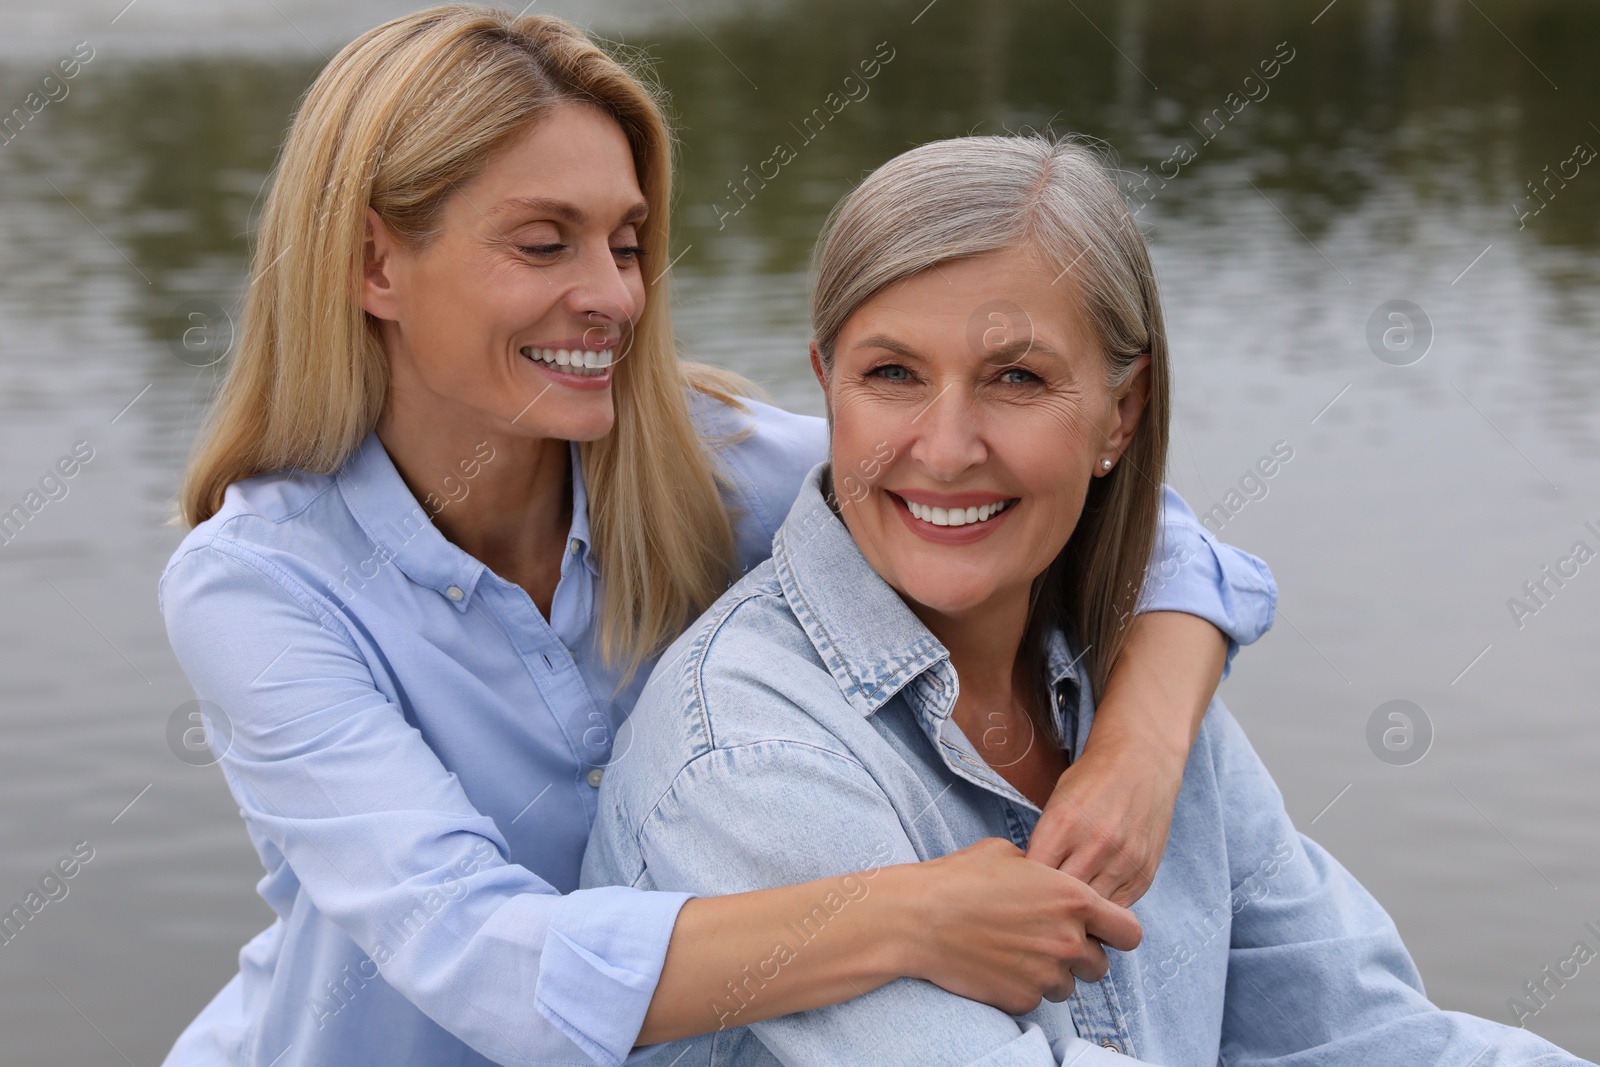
[907,385,987,482]
[566,242,641,345]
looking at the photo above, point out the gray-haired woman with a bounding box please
[581,135,1589,1065]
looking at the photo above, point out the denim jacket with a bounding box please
[581,464,1589,1067]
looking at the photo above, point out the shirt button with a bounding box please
[569,539,581,556]
[445,586,464,602]
[1101,1041,1121,1054]
[586,769,604,787]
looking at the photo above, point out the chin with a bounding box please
[891,570,1002,620]
[524,398,615,442]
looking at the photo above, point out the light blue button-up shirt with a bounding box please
[159,392,1277,1067]
[581,464,1590,1067]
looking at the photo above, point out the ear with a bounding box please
[361,207,406,322]
[1103,354,1152,456]
[808,340,830,399]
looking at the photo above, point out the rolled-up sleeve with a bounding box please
[160,541,689,1067]
[1143,484,1278,675]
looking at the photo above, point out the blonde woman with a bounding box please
[582,135,1585,1065]
[159,8,1276,1066]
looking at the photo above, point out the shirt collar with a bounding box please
[335,435,599,608]
[771,464,1083,718]
[334,433,487,611]
[563,441,598,579]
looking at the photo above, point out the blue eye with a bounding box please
[999,366,1039,385]
[612,246,646,263]
[869,364,912,382]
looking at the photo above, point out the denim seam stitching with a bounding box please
[687,588,778,754]
[633,739,876,862]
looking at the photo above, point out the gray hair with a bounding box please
[807,133,1172,705]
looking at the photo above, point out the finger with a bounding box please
[1057,845,1118,892]
[1086,867,1124,903]
[1119,868,1157,906]
[1050,831,1097,872]
[974,835,1025,859]
[1024,816,1073,868]
[1041,977,1077,1004]
[1068,939,1110,983]
[1106,879,1141,910]
[1081,895,1143,953]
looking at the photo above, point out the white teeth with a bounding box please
[519,347,614,376]
[903,498,1014,526]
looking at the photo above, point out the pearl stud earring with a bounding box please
[1100,458,1113,472]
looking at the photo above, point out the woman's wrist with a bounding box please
[1079,685,1191,775]
[863,862,929,982]
[1086,611,1225,767]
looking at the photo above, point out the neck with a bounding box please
[913,588,1066,807]
[376,377,573,615]
[912,592,1032,708]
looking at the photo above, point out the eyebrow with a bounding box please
[982,335,1060,363]
[487,196,648,228]
[853,332,1062,362]
[854,333,918,357]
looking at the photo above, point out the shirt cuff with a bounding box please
[534,885,694,1067]
[1138,511,1278,680]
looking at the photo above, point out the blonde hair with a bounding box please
[810,134,1171,703]
[179,4,747,677]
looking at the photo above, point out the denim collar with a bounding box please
[335,433,596,611]
[771,464,1083,726]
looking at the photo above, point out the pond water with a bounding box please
[0,0,1596,1060]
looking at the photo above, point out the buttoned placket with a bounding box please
[464,539,617,821]
[1052,671,1138,1058]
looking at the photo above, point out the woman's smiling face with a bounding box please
[819,248,1149,622]
[364,102,647,443]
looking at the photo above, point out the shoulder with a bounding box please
[604,562,858,805]
[160,468,359,630]
[686,389,828,572]
[686,387,827,464]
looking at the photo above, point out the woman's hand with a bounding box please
[641,838,1138,1042]
[900,837,1142,1015]
[1027,734,1184,907]
[1026,610,1228,907]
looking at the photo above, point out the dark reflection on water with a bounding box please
[657,0,1600,245]
[1,0,1597,1061]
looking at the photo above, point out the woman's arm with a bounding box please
[163,544,693,1067]
[638,837,1139,1044]
[1027,485,1275,906]
[621,742,1142,1065]
[1027,610,1224,904]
